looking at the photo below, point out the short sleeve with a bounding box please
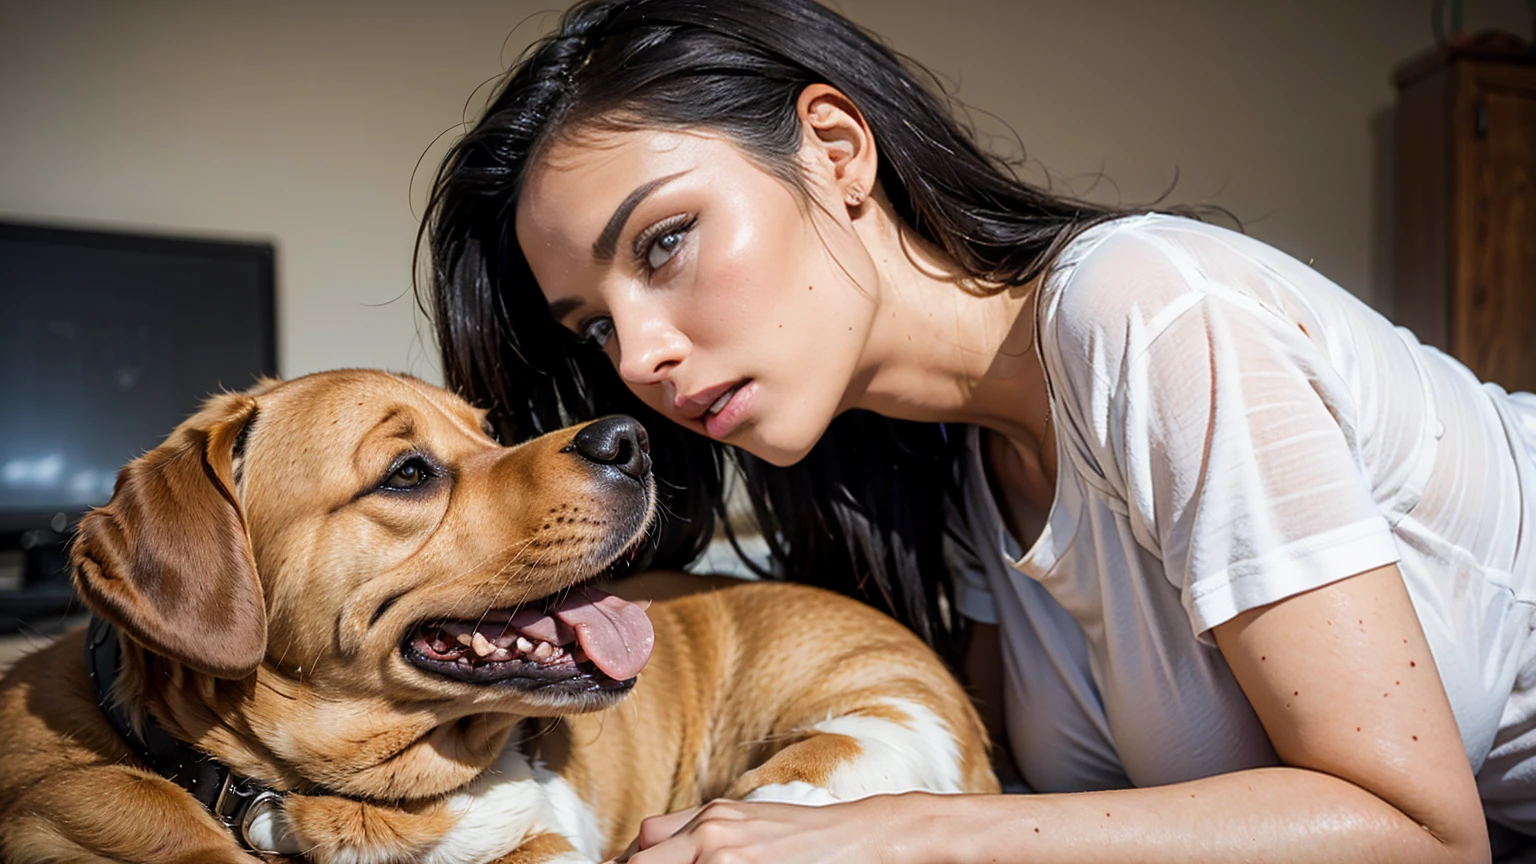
[1039,221,1400,641]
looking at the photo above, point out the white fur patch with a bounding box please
[270,741,603,864]
[742,780,842,806]
[421,745,604,864]
[802,697,965,800]
[244,803,303,855]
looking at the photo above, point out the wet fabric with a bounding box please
[947,214,1536,829]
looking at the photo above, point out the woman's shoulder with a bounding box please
[1037,214,1208,356]
[1037,213,1303,359]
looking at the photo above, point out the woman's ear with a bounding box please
[71,392,267,679]
[796,84,879,214]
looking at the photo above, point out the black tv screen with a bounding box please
[0,221,277,536]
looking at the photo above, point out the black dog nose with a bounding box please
[570,416,651,481]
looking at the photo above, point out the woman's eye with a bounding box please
[580,316,615,348]
[646,227,686,270]
[382,458,431,490]
[636,215,695,273]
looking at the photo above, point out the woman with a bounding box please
[417,1,1536,860]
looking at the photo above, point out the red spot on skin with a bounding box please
[1261,655,1266,661]
[1034,828,1040,833]
[1293,691,1299,696]
[1384,692,1390,697]
[1106,813,1112,818]
[808,285,814,290]
[1396,681,1401,685]
[1410,661,1417,667]
[1413,735,1419,741]
[1356,727,1362,732]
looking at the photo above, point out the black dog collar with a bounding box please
[84,615,290,854]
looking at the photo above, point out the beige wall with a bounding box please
[1,1,1530,383]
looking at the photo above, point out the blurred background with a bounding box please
[0,0,1533,642]
[4,0,1532,374]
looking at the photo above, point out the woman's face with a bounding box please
[516,126,881,467]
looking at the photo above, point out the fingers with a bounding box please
[637,804,707,850]
[606,804,707,862]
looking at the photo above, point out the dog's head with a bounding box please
[70,370,657,795]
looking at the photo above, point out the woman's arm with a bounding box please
[621,564,1491,864]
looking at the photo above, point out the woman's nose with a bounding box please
[616,316,688,386]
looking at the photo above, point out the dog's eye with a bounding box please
[382,458,432,490]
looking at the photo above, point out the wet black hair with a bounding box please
[417,0,1140,665]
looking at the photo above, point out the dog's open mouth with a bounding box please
[403,585,655,691]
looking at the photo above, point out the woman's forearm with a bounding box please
[892,766,1487,864]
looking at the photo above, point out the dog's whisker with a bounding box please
[468,537,541,629]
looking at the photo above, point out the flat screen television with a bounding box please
[0,220,277,631]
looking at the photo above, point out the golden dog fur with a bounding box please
[0,369,996,863]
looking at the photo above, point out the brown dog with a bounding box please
[0,370,996,863]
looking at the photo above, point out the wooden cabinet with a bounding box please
[1393,45,1536,393]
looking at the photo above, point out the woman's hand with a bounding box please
[609,793,927,864]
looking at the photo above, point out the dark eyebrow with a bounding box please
[548,296,583,324]
[591,171,688,262]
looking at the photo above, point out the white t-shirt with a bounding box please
[948,213,1536,831]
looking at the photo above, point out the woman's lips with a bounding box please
[703,379,756,439]
[675,379,741,421]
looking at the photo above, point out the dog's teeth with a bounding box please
[532,642,554,661]
[471,632,495,658]
[516,636,534,653]
[455,632,474,647]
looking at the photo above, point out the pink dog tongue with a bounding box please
[508,587,654,680]
[555,587,654,680]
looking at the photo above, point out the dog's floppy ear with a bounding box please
[72,392,266,679]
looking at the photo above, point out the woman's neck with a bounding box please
[847,197,1053,449]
